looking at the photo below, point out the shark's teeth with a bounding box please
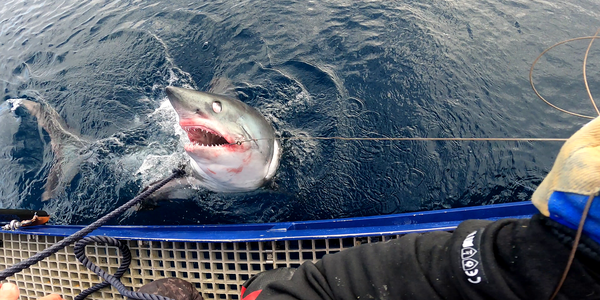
[184,126,229,147]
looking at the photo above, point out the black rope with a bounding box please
[73,236,175,300]
[73,236,132,300]
[0,168,186,299]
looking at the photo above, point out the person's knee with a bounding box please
[135,278,203,300]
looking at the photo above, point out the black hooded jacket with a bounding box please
[254,215,600,300]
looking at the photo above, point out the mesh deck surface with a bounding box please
[0,233,399,300]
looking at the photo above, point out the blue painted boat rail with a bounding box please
[7,201,537,242]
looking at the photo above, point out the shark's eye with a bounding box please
[212,101,222,113]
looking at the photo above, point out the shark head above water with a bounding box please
[165,86,281,192]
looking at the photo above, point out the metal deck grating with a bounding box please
[0,233,400,300]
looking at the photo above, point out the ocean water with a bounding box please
[1,0,599,225]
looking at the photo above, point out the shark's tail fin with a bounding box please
[18,99,42,119]
[16,99,85,201]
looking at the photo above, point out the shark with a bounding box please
[13,86,281,201]
[164,86,281,193]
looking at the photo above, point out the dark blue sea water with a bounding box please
[1,0,600,225]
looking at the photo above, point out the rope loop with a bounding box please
[73,236,174,300]
[73,236,132,300]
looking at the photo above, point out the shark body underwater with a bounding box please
[16,86,281,201]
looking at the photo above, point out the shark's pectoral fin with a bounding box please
[154,176,205,199]
[41,155,82,201]
[135,176,206,211]
[41,162,62,201]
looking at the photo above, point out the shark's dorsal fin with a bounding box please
[208,77,238,97]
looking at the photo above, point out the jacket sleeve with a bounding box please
[257,224,471,300]
[256,215,600,300]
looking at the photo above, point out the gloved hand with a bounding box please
[532,117,600,242]
[241,268,296,300]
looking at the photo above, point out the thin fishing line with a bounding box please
[234,137,568,145]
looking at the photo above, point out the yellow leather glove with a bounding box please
[532,117,600,216]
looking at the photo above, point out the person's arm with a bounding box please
[250,215,600,300]
[258,229,459,300]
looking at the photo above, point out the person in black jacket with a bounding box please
[240,117,600,300]
[243,216,600,300]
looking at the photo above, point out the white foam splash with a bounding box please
[4,98,23,112]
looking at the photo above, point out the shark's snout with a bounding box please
[165,86,178,100]
[165,86,187,108]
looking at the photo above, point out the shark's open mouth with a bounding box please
[183,126,229,147]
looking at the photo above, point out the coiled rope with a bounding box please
[0,168,186,300]
[73,236,175,300]
[529,34,600,119]
[73,236,132,300]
